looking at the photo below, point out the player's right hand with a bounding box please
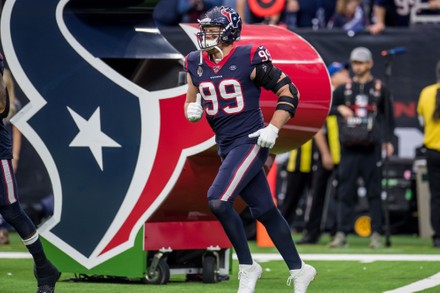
[187,95,203,122]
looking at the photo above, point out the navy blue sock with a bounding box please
[257,207,302,270]
[208,200,253,265]
[0,202,48,268]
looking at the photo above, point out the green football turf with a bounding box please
[1,233,440,292]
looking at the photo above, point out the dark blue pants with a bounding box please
[337,145,383,234]
[427,148,440,239]
[0,159,18,207]
[208,144,275,217]
[208,144,302,269]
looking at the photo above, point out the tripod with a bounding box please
[382,56,394,248]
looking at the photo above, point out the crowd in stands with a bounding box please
[154,0,440,34]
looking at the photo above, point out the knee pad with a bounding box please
[208,199,229,217]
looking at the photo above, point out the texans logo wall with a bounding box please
[1,0,330,270]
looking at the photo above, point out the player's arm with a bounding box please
[251,63,299,127]
[184,73,203,122]
[368,4,386,35]
[0,73,9,118]
[314,128,334,170]
[249,59,299,148]
[269,70,298,129]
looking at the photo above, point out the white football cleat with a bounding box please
[287,261,317,293]
[237,261,263,293]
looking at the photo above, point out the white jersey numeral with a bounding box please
[199,79,244,115]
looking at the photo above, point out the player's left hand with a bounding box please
[248,124,279,149]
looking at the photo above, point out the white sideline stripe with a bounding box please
[0,252,32,259]
[383,272,440,293]
[3,251,440,262]
[233,253,440,262]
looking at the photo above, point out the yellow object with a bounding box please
[286,139,313,172]
[417,83,440,151]
[326,115,341,164]
[354,215,372,237]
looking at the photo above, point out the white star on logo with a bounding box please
[68,107,121,170]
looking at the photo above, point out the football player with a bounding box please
[184,6,316,293]
[0,53,60,293]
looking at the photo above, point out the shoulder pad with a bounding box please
[251,45,273,66]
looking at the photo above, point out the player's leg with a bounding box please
[426,148,440,247]
[361,147,383,248]
[299,160,333,244]
[241,169,302,269]
[329,149,359,247]
[0,159,60,292]
[208,144,266,264]
[207,144,266,292]
[280,171,308,228]
[240,167,316,291]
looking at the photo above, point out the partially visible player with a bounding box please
[0,53,60,293]
[184,6,316,293]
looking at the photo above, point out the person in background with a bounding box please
[298,62,350,244]
[327,0,366,34]
[184,6,317,292]
[278,139,315,231]
[297,0,338,28]
[153,0,222,27]
[368,0,413,35]
[428,0,440,10]
[0,53,60,292]
[0,68,23,245]
[328,47,395,248]
[178,0,223,23]
[3,68,22,172]
[417,60,440,248]
[284,0,300,27]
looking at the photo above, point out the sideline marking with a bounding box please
[3,252,440,292]
[235,253,440,263]
[0,252,32,259]
[3,252,440,262]
[383,272,440,293]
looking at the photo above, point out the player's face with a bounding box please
[351,60,372,77]
[197,25,224,51]
[201,26,225,53]
[203,26,222,40]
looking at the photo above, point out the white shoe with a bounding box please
[369,232,382,248]
[237,262,262,293]
[287,261,317,293]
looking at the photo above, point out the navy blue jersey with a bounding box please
[185,45,271,155]
[374,0,412,27]
[0,53,13,160]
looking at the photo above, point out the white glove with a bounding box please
[187,94,203,122]
[248,123,279,149]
